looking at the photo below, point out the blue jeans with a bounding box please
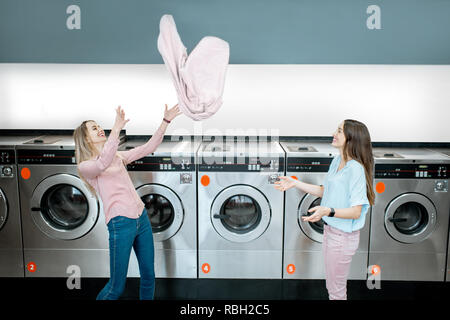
[97,209,155,300]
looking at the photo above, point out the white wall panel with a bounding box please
[0,63,449,142]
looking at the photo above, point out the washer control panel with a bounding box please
[375,163,449,179]
[286,157,333,173]
[0,150,15,165]
[17,149,75,164]
[198,156,284,172]
[128,156,195,172]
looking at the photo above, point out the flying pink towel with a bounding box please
[157,14,229,121]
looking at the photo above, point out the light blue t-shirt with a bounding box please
[321,155,370,233]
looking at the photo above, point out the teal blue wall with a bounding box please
[1,0,449,64]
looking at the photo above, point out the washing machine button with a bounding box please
[435,180,448,192]
[180,173,192,184]
[1,166,13,177]
[268,174,280,184]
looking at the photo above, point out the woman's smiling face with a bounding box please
[85,121,106,145]
[332,121,346,149]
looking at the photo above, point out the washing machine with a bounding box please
[280,141,371,280]
[369,148,450,281]
[17,134,126,277]
[123,138,200,278]
[0,136,36,277]
[427,148,450,282]
[197,140,285,279]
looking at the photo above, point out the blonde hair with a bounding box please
[73,120,98,195]
[73,120,126,196]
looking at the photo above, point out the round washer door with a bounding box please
[384,193,437,244]
[136,184,184,242]
[297,194,325,243]
[0,188,8,230]
[211,185,271,243]
[30,174,99,240]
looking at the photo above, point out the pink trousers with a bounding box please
[322,224,360,300]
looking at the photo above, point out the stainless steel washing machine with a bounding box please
[197,140,285,279]
[123,138,200,278]
[17,134,124,277]
[370,148,450,281]
[427,148,450,282]
[0,136,36,277]
[280,142,371,280]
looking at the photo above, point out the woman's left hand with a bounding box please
[164,103,182,121]
[302,206,331,222]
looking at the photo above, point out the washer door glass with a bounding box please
[384,193,437,244]
[136,184,184,242]
[298,194,324,243]
[391,202,428,235]
[41,184,88,230]
[0,188,7,230]
[141,194,175,233]
[211,185,271,243]
[220,195,261,234]
[30,174,99,240]
[304,197,325,234]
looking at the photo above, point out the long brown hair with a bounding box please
[73,120,97,195]
[342,119,375,206]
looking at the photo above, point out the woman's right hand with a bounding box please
[274,176,297,192]
[113,105,130,132]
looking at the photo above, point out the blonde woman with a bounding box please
[73,105,181,300]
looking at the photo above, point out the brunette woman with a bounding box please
[275,119,375,300]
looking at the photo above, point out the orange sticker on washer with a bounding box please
[371,264,381,275]
[21,167,31,180]
[27,262,36,273]
[375,182,385,194]
[201,175,210,186]
[201,263,211,274]
[287,264,296,274]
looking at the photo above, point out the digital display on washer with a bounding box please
[127,156,195,171]
[375,163,449,179]
[198,156,285,172]
[0,150,15,164]
[286,157,333,172]
[17,149,75,164]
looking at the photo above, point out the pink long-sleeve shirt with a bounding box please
[78,128,164,225]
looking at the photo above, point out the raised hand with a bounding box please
[164,103,182,121]
[113,105,130,131]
